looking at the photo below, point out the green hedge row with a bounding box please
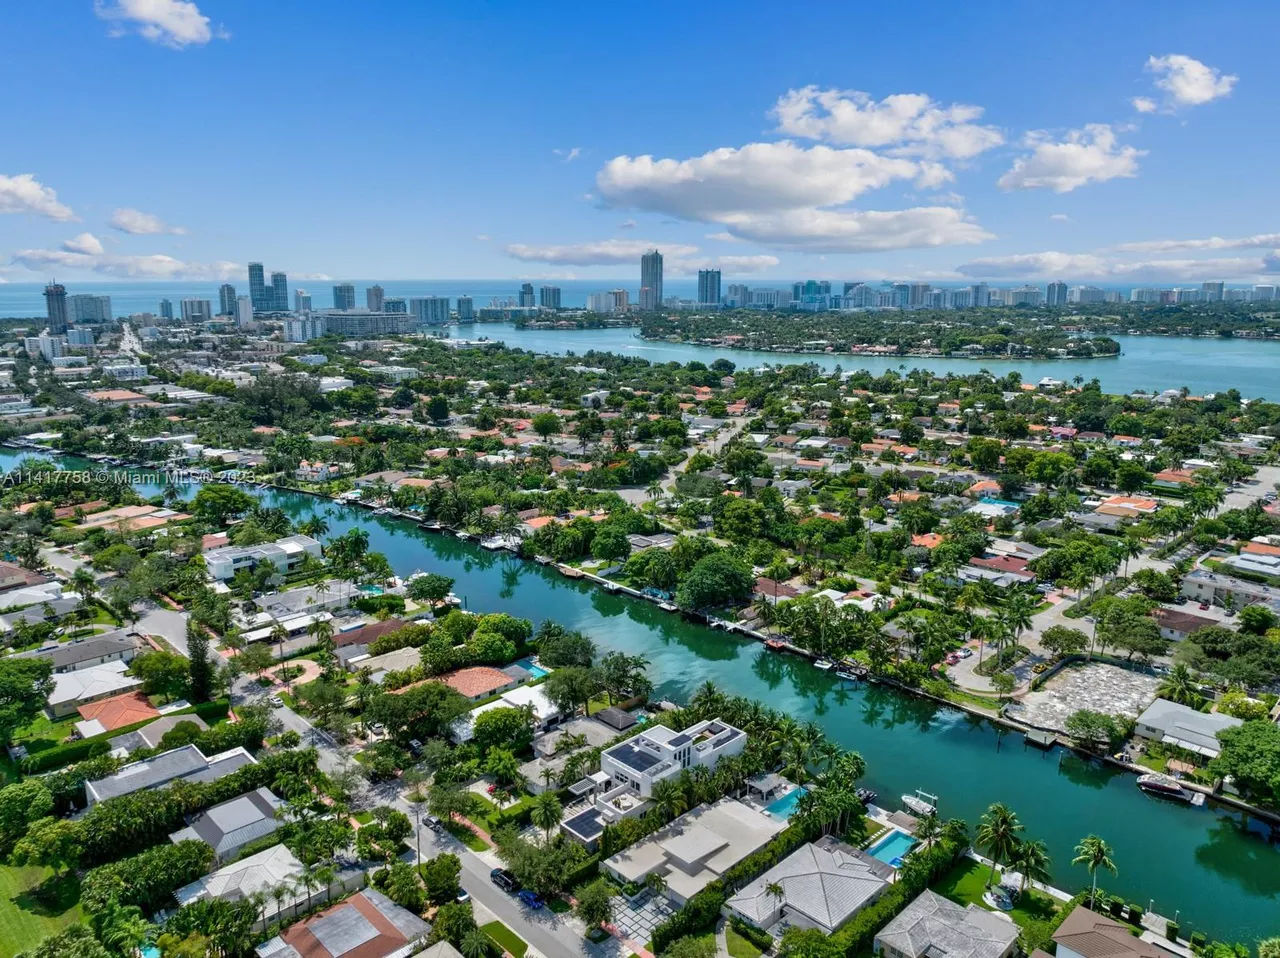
[19,698,231,774]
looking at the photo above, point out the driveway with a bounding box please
[135,602,192,655]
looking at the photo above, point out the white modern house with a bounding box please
[46,660,142,718]
[204,534,323,582]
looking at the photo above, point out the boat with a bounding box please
[764,639,788,652]
[835,668,862,681]
[902,790,938,816]
[454,531,472,541]
[814,659,834,671]
[1137,774,1195,802]
[856,788,877,806]
[658,601,677,612]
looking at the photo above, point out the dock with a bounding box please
[1024,729,1057,749]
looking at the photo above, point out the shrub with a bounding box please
[729,916,773,951]
[81,839,215,914]
[1167,922,1180,941]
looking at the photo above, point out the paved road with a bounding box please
[135,602,192,655]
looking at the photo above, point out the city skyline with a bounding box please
[0,2,1278,286]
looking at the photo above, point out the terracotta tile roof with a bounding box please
[333,619,405,648]
[440,666,514,699]
[77,691,160,731]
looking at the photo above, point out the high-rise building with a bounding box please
[456,296,474,321]
[219,284,238,316]
[285,315,328,342]
[697,270,722,305]
[640,250,663,310]
[44,283,68,334]
[270,272,288,311]
[295,289,312,312]
[332,284,356,310]
[248,263,268,311]
[1009,285,1044,306]
[1202,281,1225,303]
[1069,285,1107,304]
[1046,281,1068,306]
[236,296,253,327]
[946,288,972,309]
[909,282,931,307]
[518,283,536,307]
[383,297,407,313]
[410,296,450,325]
[67,294,112,323]
[180,298,213,323]
[1254,286,1277,302]
[587,292,614,312]
[969,283,990,307]
[539,286,561,309]
[67,328,95,347]
[366,285,385,311]
[724,284,750,308]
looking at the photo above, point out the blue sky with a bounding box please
[1,0,1277,285]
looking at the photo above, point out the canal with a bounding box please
[453,324,1280,400]
[46,455,1269,943]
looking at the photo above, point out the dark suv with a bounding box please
[490,868,520,892]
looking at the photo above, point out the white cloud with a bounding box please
[955,250,1274,281]
[1131,96,1158,114]
[109,207,185,235]
[598,141,918,219]
[1114,232,1280,253]
[0,174,76,222]
[10,244,239,280]
[771,86,1003,159]
[617,219,637,230]
[474,234,491,242]
[998,124,1144,193]
[503,238,699,266]
[712,207,992,254]
[553,147,582,162]
[94,0,228,48]
[665,254,781,276]
[62,233,105,255]
[1145,54,1237,108]
[1049,213,1072,222]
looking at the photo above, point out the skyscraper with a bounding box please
[248,263,268,311]
[410,296,450,325]
[456,297,474,321]
[383,297,407,313]
[270,272,288,311]
[332,284,356,310]
[640,250,663,310]
[697,269,721,305]
[44,283,67,334]
[236,296,253,327]
[67,294,112,323]
[725,284,751,308]
[1046,281,1068,306]
[969,283,990,307]
[181,299,212,323]
[519,283,536,307]
[159,298,174,321]
[295,289,312,312]
[539,286,561,309]
[1202,281,1225,303]
[219,284,238,316]
[366,285,385,311]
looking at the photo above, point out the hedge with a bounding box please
[19,698,232,775]
[81,839,215,914]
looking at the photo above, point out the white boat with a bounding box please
[902,790,938,816]
[1137,774,1195,803]
[814,659,834,671]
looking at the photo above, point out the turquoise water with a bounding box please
[141,948,160,958]
[764,786,808,820]
[358,584,384,596]
[3,450,1277,941]
[979,497,1022,509]
[515,656,550,679]
[868,830,918,866]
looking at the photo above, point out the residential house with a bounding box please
[85,744,257,805]
[204,535,323,582]
[73,691,160,738]
[1152,469,1198,489]
[1151,607,1216,643]
[110,712,209,754]
[874,889,1019,958]
[47,660,142,718]
[170,787,287,861]
[725,835,891,935]
[438,666,522,701]
[1134,699,1242,760]
[1181,568,1280,609]
[602,798,786,905]
[253,888,428,958]
[1052,904,1174,958]
[450,682,563,743]
[294,461,347,482]
[15,630,139,673]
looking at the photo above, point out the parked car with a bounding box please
[490,868,520,892]
[1199,603,1210,610]
[959,648,973,658]
[369,722,386,736]
[268,695,283,708]
[517,890,544,909]
[456,889,471,904]
[426,815,444,833]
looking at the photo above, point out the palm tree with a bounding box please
[529,791,564,842]
[976,802,1023,887]
[650,778,689,822]
[644,871,668,898]
[461,928,493,958]
[765,880,786,917]
[270,623,289,665]
[915,813,940,850]
[1073,834,1117,910]
[1008,838,1052,896]
[1157,663,1203,707]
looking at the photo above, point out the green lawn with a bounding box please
[934,858,1061,929]
[726,925,765,958]
[13,714,79,756]
[481,920,528,958]
[0,866,82,958]
[445,821,489,851]
[546,897,571,914]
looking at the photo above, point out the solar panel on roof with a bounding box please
[564,808,605,839]
[611,742,662,772]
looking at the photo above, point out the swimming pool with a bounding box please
[359,584,384,596]
[764,786,807,820]
[867,830,917,866]
[979,496,1022,509]
[515,656,550,679]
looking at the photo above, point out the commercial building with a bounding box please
[102,364,148,381]
[640,249,664,310]
[237,296,254,327]
[203,534,324,581]
[518,282,536,307]
[366,284,384,311]
[219,284,238,316]
[456,296,474,321]
[249,263,269,311]
[270,272,289,311]
[539,285,561,309]
[697,269,721,305]
[68,293,112,323]
[285,315,327,342]
[409,296,449,325]
[44,283,68,334]
[181,298,213,323]
[332,283,357,310]
[294,289,312,312]
[316,309,413,336]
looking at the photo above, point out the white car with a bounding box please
[958,648,973,658]
[268,695,284,708]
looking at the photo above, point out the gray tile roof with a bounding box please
[110,712,208,753]
[15,630,137,670]
[1136,699,1242,755]
[86,745,256,803]
[875,889,1019,958]
[170,786,284,856]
